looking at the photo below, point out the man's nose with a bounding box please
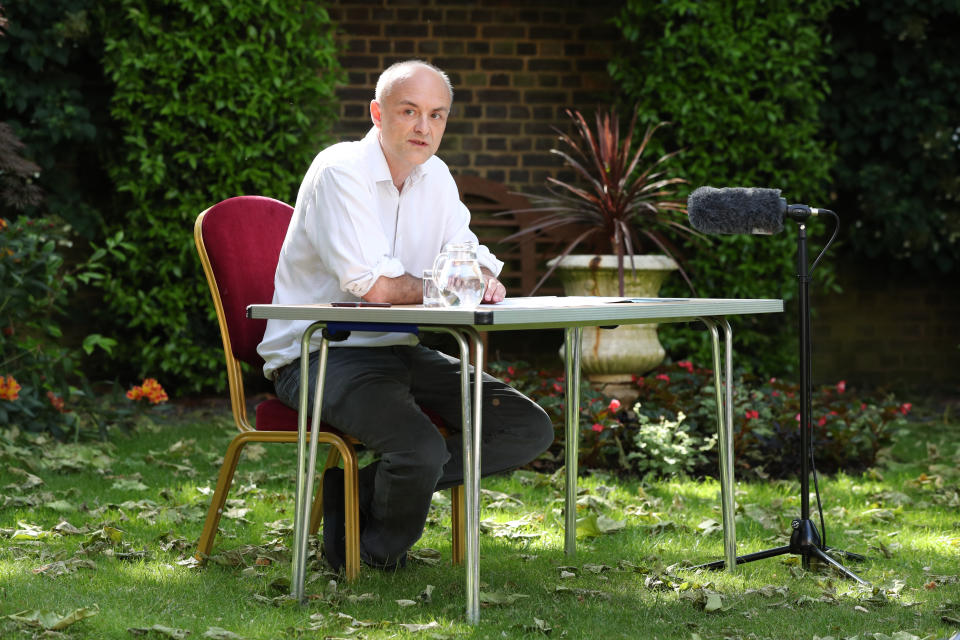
[414,114,428,133]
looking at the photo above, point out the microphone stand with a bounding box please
[698,212,868,584]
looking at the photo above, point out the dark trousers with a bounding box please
[274,343,554,566]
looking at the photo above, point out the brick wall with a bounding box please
[326,0,620,192]
[811,260,960,392]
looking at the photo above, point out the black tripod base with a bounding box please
[695,519,869,585]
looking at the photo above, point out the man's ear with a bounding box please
[370,100,382,128]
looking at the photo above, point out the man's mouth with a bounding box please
[409,139,429,147]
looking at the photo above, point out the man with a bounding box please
[257,60,553,570]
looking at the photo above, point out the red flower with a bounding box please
[836,380,846,393]
[46,391,66,413]
[771,391,780,397]
[655,374,670,382]
[608,398,621,412]
[677,360,694,372]
[507,366,515,376]
[591,423,604,432]
[861,403,867,410]
[745,409,759,420]
[900,402,912,415]
[552,382,563,393]
[817,416,827,427]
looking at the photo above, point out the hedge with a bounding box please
[609,0,845,375]
[96,0,343,392]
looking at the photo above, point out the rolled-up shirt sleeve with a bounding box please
[305,166,406,297]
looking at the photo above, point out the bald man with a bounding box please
[258,60,553,571]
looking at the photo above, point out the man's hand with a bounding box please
[481,271,506,304]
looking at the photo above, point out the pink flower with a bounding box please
[655,374,670,382]
[836,380,847,393]
[771,391,780,397]
[677,361,694,372]
[745,410,759,420]
[552,382,563,393]
[900,403,912,415]
[861,403,867,410]
[795,413,801,422]
[591,423,604,432]
[817,416,827,427]
[608,398,621,412]
[507,366,515,376]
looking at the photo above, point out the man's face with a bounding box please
[371,67,450,179]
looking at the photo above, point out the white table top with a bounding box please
[247,296,784,331]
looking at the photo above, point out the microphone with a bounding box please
[687,186,830,235]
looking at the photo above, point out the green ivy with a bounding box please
[823,1,960,273]
[97,0,343,392]
[609,0,844,376]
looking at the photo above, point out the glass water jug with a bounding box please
[432,241,486,309]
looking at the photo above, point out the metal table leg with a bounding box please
[292,322,325,603]
[429,327,482,624]
[700,317,737,572]
[563,327,583,557]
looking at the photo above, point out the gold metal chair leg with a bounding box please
[450,484,465,566]
[310,445,343,535]
[195,433,250,561]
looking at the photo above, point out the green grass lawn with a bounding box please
[1,401,958,639]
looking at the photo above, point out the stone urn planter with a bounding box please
[548,254,678,402]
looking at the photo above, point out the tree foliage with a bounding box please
[823,0,960,273]
[0,1,111,236]
[97,0,343,391]
[609,0,845,375]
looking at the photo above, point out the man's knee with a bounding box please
[526,404,556,454]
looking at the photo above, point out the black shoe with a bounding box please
[321,467,346,571]
[364,551,407,572]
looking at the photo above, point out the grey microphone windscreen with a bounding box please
[687,186,786,235]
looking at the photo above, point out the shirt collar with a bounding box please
[364,127,429,188]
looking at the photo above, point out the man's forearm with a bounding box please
[363,273,423,304]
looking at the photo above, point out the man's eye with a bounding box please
[404,109,416,116]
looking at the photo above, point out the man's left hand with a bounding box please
[482,274,506,303]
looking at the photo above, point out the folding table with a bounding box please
[247,296,784,623]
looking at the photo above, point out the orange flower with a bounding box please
[0,218,7,231]
[0,375,21,401]
[126,378,169,405]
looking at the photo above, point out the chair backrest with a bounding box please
[194,195,293,369]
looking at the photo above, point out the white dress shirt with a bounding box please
[257,128,503,379]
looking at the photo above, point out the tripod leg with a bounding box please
[825,547,867,563]
[696,545,792,571]
[807,545,869,585]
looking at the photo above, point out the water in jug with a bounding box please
[432,241,486,309]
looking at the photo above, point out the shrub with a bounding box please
[489,359,909,480]
[0,215,119,436]
[608,0,845,376]
[96,0,343,393]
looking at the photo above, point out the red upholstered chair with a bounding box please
[193,195,464,580]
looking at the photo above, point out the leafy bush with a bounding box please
[489,359,909,480]
[823,1,960,273]
[0,215,120,436]
[608,0,844,375]
[96,0,343,392]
